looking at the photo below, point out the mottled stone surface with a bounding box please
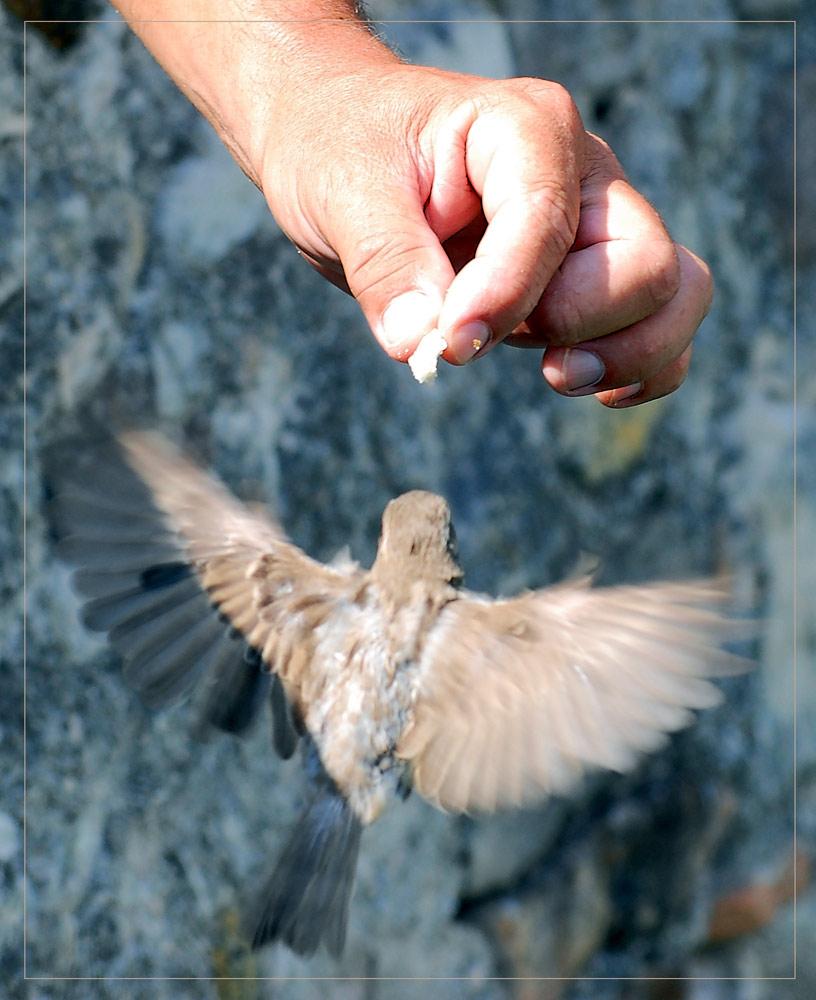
[4,0,810,997]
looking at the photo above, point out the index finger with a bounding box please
[433,81,585,362]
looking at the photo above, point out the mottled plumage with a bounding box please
[49,431,748,957]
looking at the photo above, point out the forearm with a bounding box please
[110,0,400,186]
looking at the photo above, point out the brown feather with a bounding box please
[397,579,749,812]
[118,432,365,698]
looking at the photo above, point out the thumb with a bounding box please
[330,185,458,362]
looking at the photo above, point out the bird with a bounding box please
[48,430,748,959]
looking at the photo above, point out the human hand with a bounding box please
[114,5,712,406]
[260,63,712,406]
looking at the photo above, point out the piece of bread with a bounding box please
[408,329,447,383]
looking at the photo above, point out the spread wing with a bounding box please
[49,431,363,746]
[396,576,749,813]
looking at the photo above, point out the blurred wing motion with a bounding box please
[50,431,361,743]
[397,577,748,813]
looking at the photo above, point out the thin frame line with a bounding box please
[20,14,798,984]
[792,17,798,979]
[20,975,800,982]
[18,17,799,23]
[22,18,28,984]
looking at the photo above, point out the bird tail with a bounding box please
[246,788,362,958]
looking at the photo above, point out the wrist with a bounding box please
[112,1,401,188]
[252,19,403,174]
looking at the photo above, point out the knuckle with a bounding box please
[343,227,420,301]
[647,351,692,401]
[582,132,626,181]
[529,182,580,261]
[513,78,580,120]
[645,241,682,311]
[542,287,590,346]
[547,82,583,132]
[676,245,714,318]
[497,77,584,146]
[664,361,690,395]
[694,257,715,316]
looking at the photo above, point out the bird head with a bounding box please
[374,491,463,586]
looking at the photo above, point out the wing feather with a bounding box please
[49,431,362,743]
[81,571,200,632]
[398,577,749,813]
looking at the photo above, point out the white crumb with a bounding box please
[408,329,447,383]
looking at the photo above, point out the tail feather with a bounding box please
[247,790,362,957]
[269,674,300,760]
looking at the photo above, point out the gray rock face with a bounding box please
[5,1,809,997]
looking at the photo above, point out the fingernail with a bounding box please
[450,321,492,364]
[562,348,605,393]
[380,290,441,354]
[609,382,644,406]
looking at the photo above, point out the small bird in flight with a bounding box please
[49,431,747,958]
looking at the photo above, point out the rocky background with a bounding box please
[3,0,811,997]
